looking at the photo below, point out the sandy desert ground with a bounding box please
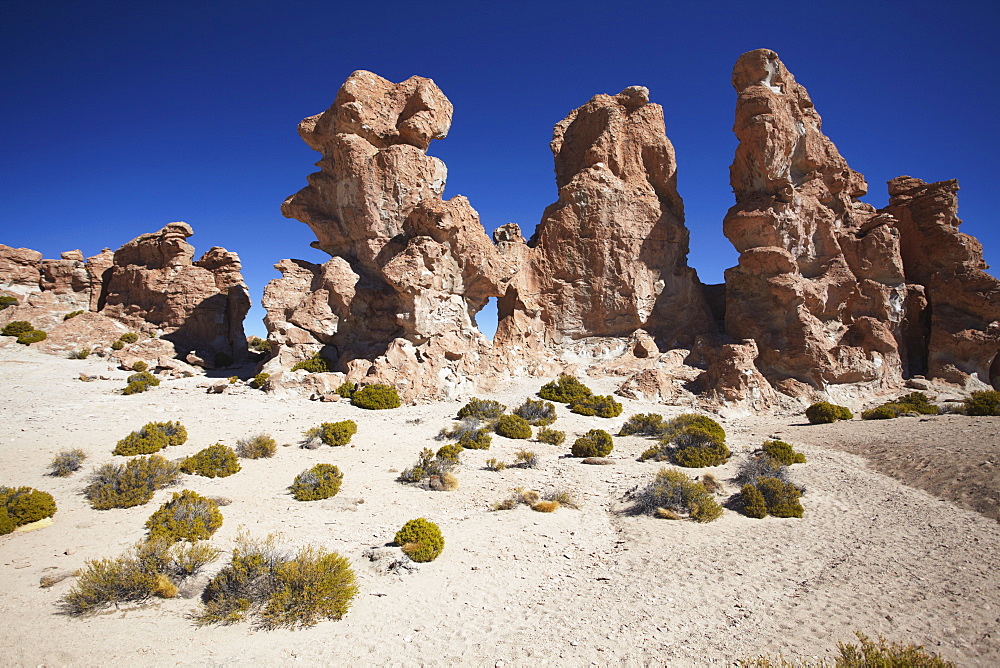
[1,341,998,666]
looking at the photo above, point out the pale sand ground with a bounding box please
[1,342,998,666]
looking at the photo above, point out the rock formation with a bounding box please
[723,49,908,393]
[269,71,521,400]
[881,177,1000,388]
[495,85,715,355]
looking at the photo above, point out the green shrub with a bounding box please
[228,375,239,384]
[303,420,357,448]
[633,468,722,522]
[61,539,219,615]
[180,444,241,478]
[964,389,1000,416]
[536,427,566,446]
[538,374,593,403]
[236,433,277,459]
[0,486,57,527]
[836,632,955,667]
[512,398,556,426]
[215,352,234,368]
[84,455,180,509]
[290,353,331,373]
[494,414,532,439]
[668,425,730,468]
[145,490,223,542]
[336,381,356,398]
[618,413,665,436]
[114,421,186,456]
[740,484,768,519]
[64,310,84,320]
[128,361,148,373]
[734,453,788,487]
[862,402,906,420]
[485,458,507,472]
[119,332,139,344]
[122,380,149,395]
[248,336,271,354]
[515,450,539,468]
[569,394,623,418]
[457,398,506,421]
[17,329,46,345]
[351,384,400,409]
[250,372,270,389]
[111,340,125,351]
[394,518,444,563]
[661,414,726,444]
[196,532,357,629]
[863,392,940,420]
[438,418,491,450]
[49,448,87,476]
[0,295,17,310]
[761,440,806,465]
[0,508,14,535]
[805,401,853,423]
[290,464,343,501]
[122,370,160,395]
[400,447,459,483]
[2,320,33,336]
[756,477,804,518]
[69,347,91,359]
[571,429,613,457]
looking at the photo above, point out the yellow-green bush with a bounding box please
[400,447,459,483]
[113,421,186,456]
[670,426,730,468]
[84,455,180,509]
[661,414,726,443]
[740,484,768,519]
[439,418,492,449]
[145,490,223,542]
[131,360,148,372]
[248,336,271,354]
[316,420,357,446]
[863,392,940,420]
[964,389,1000,416]
[756,477,804,518]
[805,401,853,424]
[512,398,557,426]
[336,381,356,398]
[196,532,357,629]
[119,332,139,344]
[457,398,506,421]
[290,353,331,373]
[571,429,613,457]
[394,518,444,563]
[351,384,400,409]
[290,464,343,501]
[0,486,57,527]
[761,440,806,465]
[180,444,241,478]
[0,508,14,535]
[536,427,565,446]
[514,449,539,468]
[63,310,84,320]
[249,372,270,389]
[111,339,125,351]
[69,347,91,359]
[236,433,277,459]
[569,394,623,418]
[618,413,665,436]
[495,414,532,439]
[49,448,87,477]
[16,329,46,345]
[1,320,33,336]
[538,374,593,403]
[633,468,722,522]
[0,295,18,310]
[122,371,160,395]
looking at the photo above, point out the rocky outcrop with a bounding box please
[723,49,907,392]
[495,85,715,355]
[99,222,250,363]
[882,177,1000,388]
[270,71,520,400]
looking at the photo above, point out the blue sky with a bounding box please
[2,1,997,338]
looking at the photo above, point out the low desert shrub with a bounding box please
[49,448,87,477]
[303,420,357,447]
[485,458,507,472]
[670,427,730,468]
[964,389,1000,416]
[236,433,277,459]
[119,332,139,344]
[512,398,557,426]
[180,444,241,478]
[63,310,84,320]
[459,428,492,450]
[700,472,722,494]
[515,449,539,468]
[536,427,566,445]
[290,464,343,501]
[897,391,940,414]
[228,375,239,384]
[145,490,223,542]
[760,440,806,465]
[249,372,270,389]
[2,320,33,336]
[661,414,726,444]
[457,398,506,421]
[131,360,148,372]
[741,631,955,667]
[248,336,271,354]
[0,486,57,527]
[0,295,17,310]
[531,500,559,512]
[863,392,940,420]
[114,421,186,455]
[495,414,532,439]
[290,353,331,373]
[734,452,788,487]
[111,340,125,351]
[394,518,444,563]
[571,429,613,458]
[197,532,357,629]
[122,370,160,395]
[16,329,46,345]
[351,384,400,409]
[400,447,459,483]
[336,381,356,398]
[569,394,623,418]
[739,484,768,519]
[545,489,579,509]
[84,455,180,509]
[618,413,665,436]
[805,401,854,424]
[756,477,804,518]
[69,347,91,359]
[633,468,722,522]
[861,403,904,420]
[122,380,149,395]
[538,374,593,403]
[0,509,14,535]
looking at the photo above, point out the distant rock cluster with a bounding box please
[3,49,997,409]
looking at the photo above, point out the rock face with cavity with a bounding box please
[495,85,715,355]
[99,222,250,362]
[881,177,1000,387]
[270,71,520,400]
[723,48,908,391]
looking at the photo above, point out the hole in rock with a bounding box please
[473,297,499,344]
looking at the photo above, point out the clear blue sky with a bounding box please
[2,1,997,338]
